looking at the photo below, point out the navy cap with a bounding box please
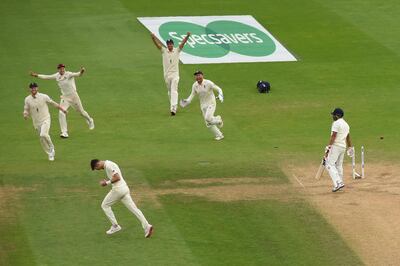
[29,82,38,89]
[331,108,344,117]
[193,70,203,75]
[166,39,174,44]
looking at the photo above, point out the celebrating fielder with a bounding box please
[23,83,67,161]
[91,159,153,237]
[30,64,94,138]
[151,32,190,116]
[180,71,224,140]
[324,108,354,192]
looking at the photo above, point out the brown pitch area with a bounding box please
[287,162,400,266]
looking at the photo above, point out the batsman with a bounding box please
[324,108,354,192]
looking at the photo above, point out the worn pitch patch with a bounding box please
[287,162,400,266]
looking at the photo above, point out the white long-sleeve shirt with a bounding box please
[24,93,57,128]
[38,71,81,96]
[104,160,128,188]
[186,79,223,108]
[161,47,181,78]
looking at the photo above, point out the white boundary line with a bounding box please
[293,174,306,189]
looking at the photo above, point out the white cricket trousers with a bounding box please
[325,145,346,187]
[164,75,179,112]
[59,92,92,134]
[201,104,223,138]
[101,185,150,230]
[35,119,54,155]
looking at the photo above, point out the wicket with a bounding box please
[352,146,365,179]
[361,146,365,178]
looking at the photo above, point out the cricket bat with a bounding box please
[315,158,326,180]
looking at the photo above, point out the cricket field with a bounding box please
[1,0,399,265]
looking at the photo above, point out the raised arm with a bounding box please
[151,33,163,50]
[30,71,57,80]
[179,32,191,50]
[69,67,85,78]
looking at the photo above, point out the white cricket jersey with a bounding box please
[161,47,181,78]
[24,93,56,128]
[331,118,350,148]
[187,79,223,108]
[104,160,127,188]
[38,71,81,96]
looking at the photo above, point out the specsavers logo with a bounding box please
[159,21,276,58]
[138,16,297,64]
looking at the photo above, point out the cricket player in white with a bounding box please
[23,83,67,161]
[30,64,94,138]
[180,71,224,140]
[151,32,191,116]
[91,159,153,237]
[324,108,354,192]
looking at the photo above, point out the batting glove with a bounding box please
[217,94,224,103]
[347,146,355,157]
[325,145,332,154]
[324,145,331,160]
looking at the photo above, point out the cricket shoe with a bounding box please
[332,183,345,192]
[215,135,224,141]
[60,132,69,139]
[216,115,223,128]
[145,225,153,238]
[170,111,176,116]
[48,148,55,161]
[106,225,121,235]
[88,118,95,130]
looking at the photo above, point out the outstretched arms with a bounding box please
[151,33,163,50]
[179,32,191,50]
[30,71,57,80]
[69,66,86,78]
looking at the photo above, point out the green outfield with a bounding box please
[1,0,399,265]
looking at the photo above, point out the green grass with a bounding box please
[2,0,400,264]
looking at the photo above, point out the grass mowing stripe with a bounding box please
[161,195,363,265]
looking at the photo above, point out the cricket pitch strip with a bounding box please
[287,162,400,266]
